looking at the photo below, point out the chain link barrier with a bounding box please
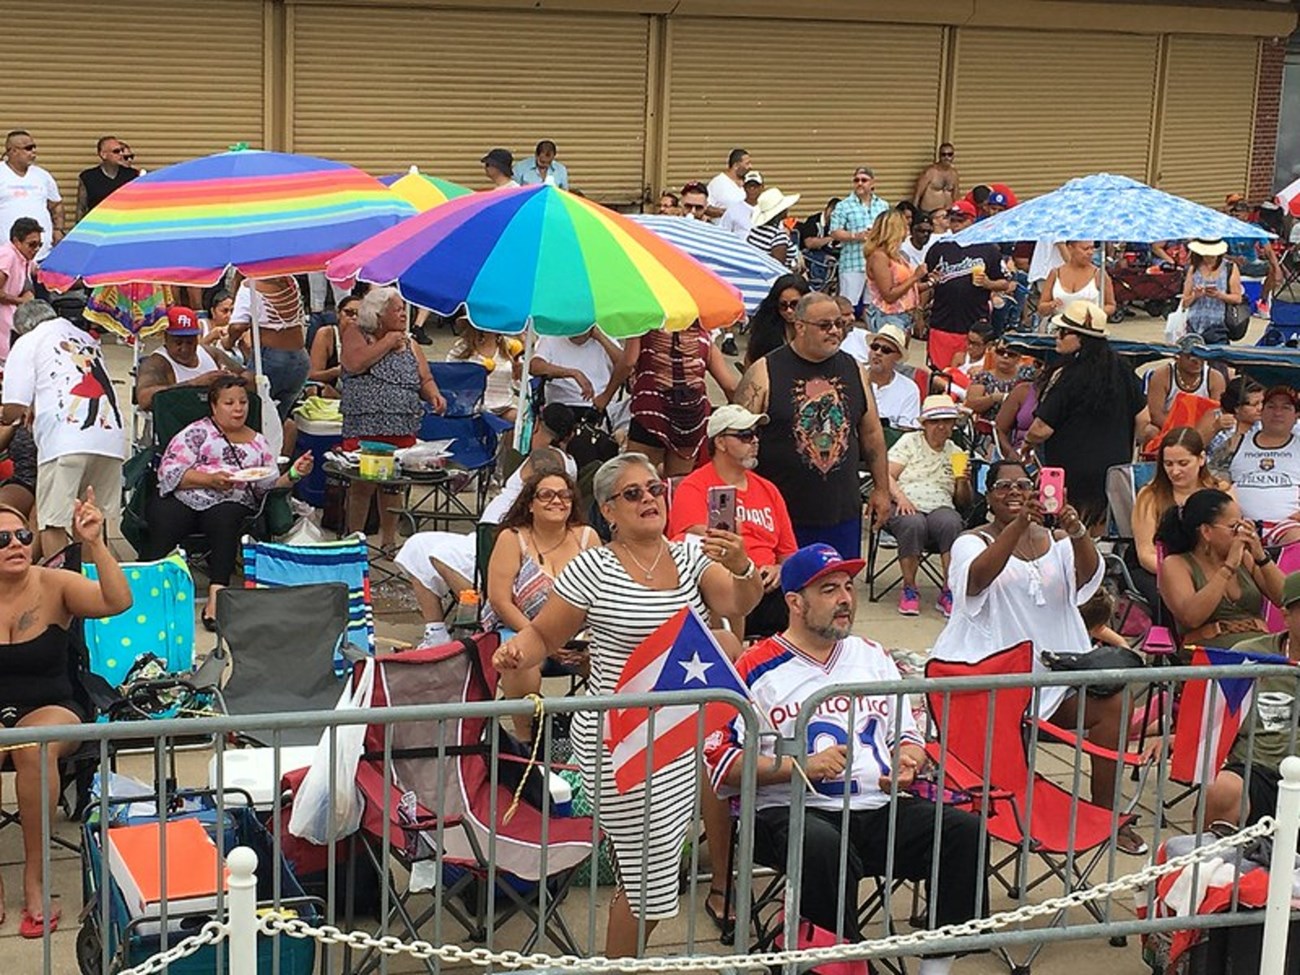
[236,817,1275,973]
[115,920,229,975]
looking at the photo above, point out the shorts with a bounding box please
[0,700,86,727]
[1221,762,1280,827]
[394,531,478,598]
[794,518,863,560]
[36,453,123,531]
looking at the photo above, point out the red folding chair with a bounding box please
[925,642,1149,972]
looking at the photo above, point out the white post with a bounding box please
[1261,755,1300,975]
[226,846,260,975]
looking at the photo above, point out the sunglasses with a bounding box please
[852,177,871,184]
[682,202,707,212]
[778,299,800,310]
[868,342,900,355]
[802,318,842,332]
[940,152,955,158]
[990,478,1035,493]
[534,487,574,504]
[723,430,758,443]
[0,528,34,548]
[994,346,1017,356]
[614,481,668,503]
[13,143,35,152]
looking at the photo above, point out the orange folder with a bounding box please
[107,818,229,920]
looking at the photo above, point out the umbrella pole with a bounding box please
[513,325,536,453]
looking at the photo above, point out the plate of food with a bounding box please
[230,466,277,482]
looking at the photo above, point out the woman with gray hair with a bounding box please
[339,286,445,552]
[494,451,762,955]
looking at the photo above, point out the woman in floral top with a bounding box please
[146,375,311,628]
[965,342,1039,421]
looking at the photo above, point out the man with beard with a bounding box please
[735,291,890,559]
[705,544,986,975]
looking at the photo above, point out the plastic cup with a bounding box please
[950,452,969,478]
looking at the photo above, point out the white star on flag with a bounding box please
[679,651,714,684]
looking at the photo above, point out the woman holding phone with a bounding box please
[1181,238,1244,344]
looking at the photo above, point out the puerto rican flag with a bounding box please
[604,606,749,794]
[1170,646,1289,785]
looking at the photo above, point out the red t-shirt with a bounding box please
[667,464,798,568]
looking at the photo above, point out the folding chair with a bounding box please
[241,534,375,661]
[925,642,1150,972]
[414,362,514,526]
[346,634,594,968]
[202,583,357,746]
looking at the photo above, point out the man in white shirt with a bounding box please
[0,131,63,261]
[1,300,125,554]
[705,543,985,973]
[868,324,920,429]
[718,171,764,237]
[899,214,935,265]
[529,328,624,415]
[706,148,751,219]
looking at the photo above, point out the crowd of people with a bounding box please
[4,127,1300,964]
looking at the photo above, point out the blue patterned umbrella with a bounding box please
[953,173,1271,245]
[628,214,787,314]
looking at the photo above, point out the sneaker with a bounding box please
[878,530,898,549]
[936,587,953,618]
[411,325,433,346]
[720,333,738,356]
[898,586,920,616]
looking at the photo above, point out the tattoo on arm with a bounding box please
[734,363,768,414]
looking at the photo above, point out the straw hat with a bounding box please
[1188,238,1228,258]
[751,187,801,227]
[919,395,962,421]
[1051,300,1110,339]
[872,323,909,354]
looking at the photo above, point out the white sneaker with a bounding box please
[878,530,898,549]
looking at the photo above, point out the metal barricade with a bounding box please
[4,664,1300,974]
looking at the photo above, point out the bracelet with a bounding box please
[1067,523,1088,540]
[1257,550,1274,565]
[731,559,757,580]
[289,467,302,482]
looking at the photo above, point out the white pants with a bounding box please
[838,269,867,304]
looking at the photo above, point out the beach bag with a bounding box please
[1164,306,1189,343]
[1224,299,1252,342]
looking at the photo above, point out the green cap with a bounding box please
[1281,571,1300,609]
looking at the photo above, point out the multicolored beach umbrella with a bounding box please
[41,149,416,291]
[83,282,174,341]
[379,166,474,212]
[327,185,745,337]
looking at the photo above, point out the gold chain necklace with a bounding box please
[619,539,666,581]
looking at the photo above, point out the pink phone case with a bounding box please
[707,485,738,533]
[1038,467,1066,516]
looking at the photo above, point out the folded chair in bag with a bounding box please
[349,634,595,966]
[925,642,1150,972]
[203,583,357,747]
[241,535,375,660]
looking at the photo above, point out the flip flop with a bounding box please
[19,909,59,939]
[1115,825,1149,856]
[704,888,736,935]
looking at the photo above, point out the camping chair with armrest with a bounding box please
[343,633,595,970]
[201,582,360,747]
[924,642,1152,973]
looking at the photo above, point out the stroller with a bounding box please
[76,789,322,975]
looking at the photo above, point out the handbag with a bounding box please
[567,412,619,471]
[1041,645,1143,698]
[772,914,873,975]
[1224,299,1252,341]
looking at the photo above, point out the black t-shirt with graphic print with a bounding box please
[925,239,1006,334]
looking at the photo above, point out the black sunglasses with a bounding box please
[681,202,706,212]
[615,482,667,503]
[723,430,759,443]
[0,528,34,548]
[994,346,1017,355]
[13,143,36,152]
[869,342,900,354]
[778,299,800,310]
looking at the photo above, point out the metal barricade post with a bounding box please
[226,846,259,974]
[1262,755,1300,975]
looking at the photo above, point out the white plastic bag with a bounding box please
[1164,306,1189,344]
[288,656,375,844]
[282,501,327,545]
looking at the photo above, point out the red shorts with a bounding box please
[340,435,417,451]
[926,330,966,373]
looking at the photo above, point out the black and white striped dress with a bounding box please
[552,542,712,920]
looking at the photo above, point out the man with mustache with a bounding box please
[706,543,986,975]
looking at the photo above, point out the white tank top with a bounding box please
[155,345,218,383]
[1164,361,1210,409]
[1051,274,1101,308]
[1230,432,1300,524]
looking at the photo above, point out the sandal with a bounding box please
[1115,824,1149,856]
[19,908,59,939]
[704,887,735,934]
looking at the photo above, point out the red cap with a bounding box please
[166,306,201,336]
[948,199,977,219]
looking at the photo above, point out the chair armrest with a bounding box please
[189,652,226,692]
[1032,717,1149,766]
[340,642,370,664]
[922,743,1014,802]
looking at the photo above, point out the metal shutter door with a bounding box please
[1157,35,1260,206]
[289,5,650,206]
[950,29,1159,198]
[663,17,945,208]
[7,0,265,216]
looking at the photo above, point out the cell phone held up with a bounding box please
[1038,467,1066,528]
[706,484,738,534]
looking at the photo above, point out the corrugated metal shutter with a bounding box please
[1157,36,1260,205]
[290,6,650,206]
[950,29,1159,198]
[6,0,265,218]
[664,17,945,209]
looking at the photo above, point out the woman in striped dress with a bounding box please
[493,453,763,955]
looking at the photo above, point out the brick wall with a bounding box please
[1249,37,1286,201]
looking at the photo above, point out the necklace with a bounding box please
[529,527,571,569]
[619,539,666,580]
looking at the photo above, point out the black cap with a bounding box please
[481,148,514,174]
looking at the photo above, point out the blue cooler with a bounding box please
[294,418,342,508]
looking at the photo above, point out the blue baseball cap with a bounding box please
[780,543,866,594]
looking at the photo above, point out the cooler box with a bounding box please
[294,417,342,508]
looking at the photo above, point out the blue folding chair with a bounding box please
[420,361,514,518]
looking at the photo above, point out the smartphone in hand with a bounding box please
[1038,467,1066,527]
[706,485,738,533]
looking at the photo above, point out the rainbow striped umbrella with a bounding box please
[41,150,415,291]
[379,167,473,212]
[327,185,744,337]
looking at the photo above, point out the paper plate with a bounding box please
[230,466,276,482]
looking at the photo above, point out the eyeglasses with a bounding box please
[681,202,706,213]
[801,318,841,332]
[614,481,668,503]
[535,487,574,504]
[778,299,800,310]
[990,478,1035,493]
[109,147,127,155]
[723,430,758,443]
[868,343,900,355]
[0,528,34,548]
[852,176,871,184]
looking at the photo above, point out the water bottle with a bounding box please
[451,590,480,630]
